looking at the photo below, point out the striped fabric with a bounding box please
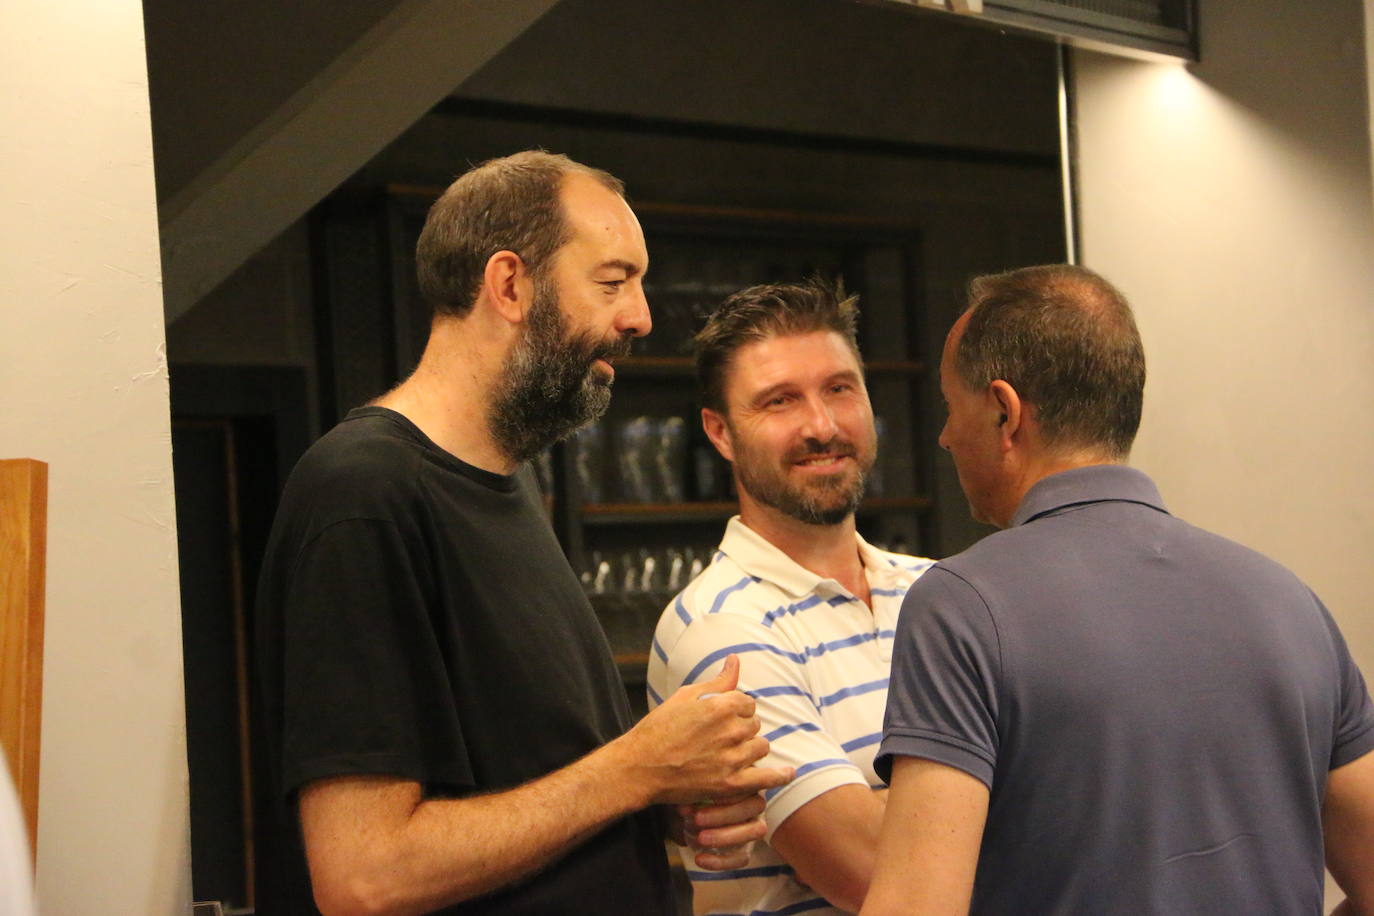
[648,517,933,916]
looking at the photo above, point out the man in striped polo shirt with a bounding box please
[648,280,935,915]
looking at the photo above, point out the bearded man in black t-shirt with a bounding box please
[255,151,793,916]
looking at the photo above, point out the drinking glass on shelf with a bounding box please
[654,417,686,504]
[867,415,886,498]
[568,421,606,504]
[617,417,657,503]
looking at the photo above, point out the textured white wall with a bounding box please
[1074,0,1374,672]
[0,1,190,913]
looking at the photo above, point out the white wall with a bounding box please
[1073,0,1374,675]
[0,1,190,913]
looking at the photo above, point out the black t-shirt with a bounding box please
[254,407,673,914]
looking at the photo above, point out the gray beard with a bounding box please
[488,280,624,463]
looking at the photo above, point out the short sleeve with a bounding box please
[660,613,869,837]
[281,517,473,795]
[876,568,1002,788]
[1315,592,1374,769]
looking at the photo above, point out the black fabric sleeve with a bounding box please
[875,567,1003,787]
[280,517,473,796]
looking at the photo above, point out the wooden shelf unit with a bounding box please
[318,190,939,696]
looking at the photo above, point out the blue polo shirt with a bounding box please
[878,464,1374,914]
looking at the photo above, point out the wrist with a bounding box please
[593,729,660,811]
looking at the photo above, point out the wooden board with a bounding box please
[0,458,47,858]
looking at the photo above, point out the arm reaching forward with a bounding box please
[768,784,887,912]
[300,654,793,916]
[860,756,989,916]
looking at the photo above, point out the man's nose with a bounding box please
[615,282,651,339]
[800,396,839,442]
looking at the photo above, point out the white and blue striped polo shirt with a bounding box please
[647,517,934,916]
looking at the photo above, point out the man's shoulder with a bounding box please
[927,525,1029,584]
[669,553,772,624]
[293,409,421,484]
[866,545,938,582]
[274,410,433,537]
[1161,514,1314,595]
[933,503,1311,602]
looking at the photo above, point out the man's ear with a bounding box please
[988,380,1023,450]
[482,250,530,325]
[701,407,735,463]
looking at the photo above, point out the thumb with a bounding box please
[697,654,740,696]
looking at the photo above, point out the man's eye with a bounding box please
[599,279,625,289]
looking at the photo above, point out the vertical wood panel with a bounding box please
[0,458,47,858]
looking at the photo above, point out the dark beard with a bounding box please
[489,279,632,463]
[733,437,869,526]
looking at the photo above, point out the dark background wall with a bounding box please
[166,0,1066,557]
[159,4,1065,906]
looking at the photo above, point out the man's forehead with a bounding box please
[949,308,973,342]
[941,310,971,366]
[560,175,643,238]
[727,330,861,392]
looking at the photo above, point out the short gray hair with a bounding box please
[956,264,1145,458]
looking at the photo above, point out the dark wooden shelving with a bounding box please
[858,496,933,512]
[579,501,738,525]
[864,359,927,376]
[366,191,939,706]
[577,496,930,526]
[614,355,924,377]
[612,356,695,378]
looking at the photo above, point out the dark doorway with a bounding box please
[172,366,310,912]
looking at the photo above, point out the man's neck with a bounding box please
[737,499,871,607]
[373,316,517,475]
[999,451,1127,528]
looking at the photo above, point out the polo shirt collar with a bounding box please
[718,516,897,599]
[1011,464,1168,527]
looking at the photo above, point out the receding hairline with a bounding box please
[969,267,1118,315]
[953,263,1145,458]
[555,172,644,240]
[959,267,1134,373]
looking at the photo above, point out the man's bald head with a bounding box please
[953,264,1146,459]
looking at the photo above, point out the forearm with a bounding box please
[860,758,988,916]
[771,783,886,912]
[306,656,789,916]
[305,739,655,916]
[1324,750,1374,916]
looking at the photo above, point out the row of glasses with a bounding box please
[580,545,713,597]
[582,545,717,655]
[568,417,690,504]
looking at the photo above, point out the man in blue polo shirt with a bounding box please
[862,264,1374,914]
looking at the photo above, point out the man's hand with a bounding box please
[297,657,786,916]
[666,793,767,870]
[617,654,794,806]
